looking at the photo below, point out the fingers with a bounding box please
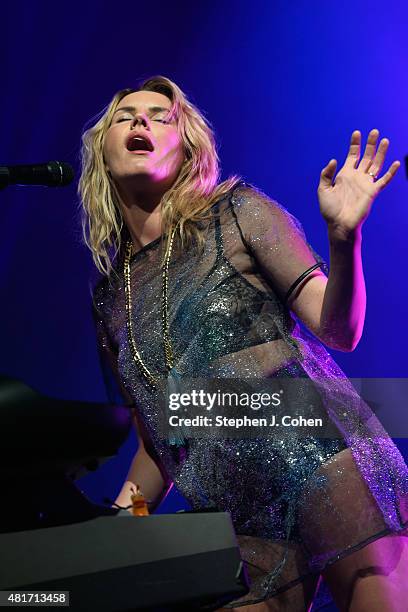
[345,128,395,183]
[366,137,389,178]
[359,128,380,172]
[322,130,398,191]
[374,160,400,191]
[319,159,337,187]
[345,130,361,168]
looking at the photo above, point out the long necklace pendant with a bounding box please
[167,366,186,447]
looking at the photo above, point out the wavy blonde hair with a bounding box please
[79,75,241,277]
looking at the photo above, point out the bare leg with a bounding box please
[322,532,408,611]
[216,572,321,611]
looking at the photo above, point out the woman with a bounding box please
[80,76,408,611]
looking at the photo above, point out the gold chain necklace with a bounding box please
[123,224,180,389]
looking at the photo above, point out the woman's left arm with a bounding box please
[304,228,365,352]
[232,130,400,352]
[314,128,400,351]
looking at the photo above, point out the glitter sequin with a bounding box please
[92,181,408,606]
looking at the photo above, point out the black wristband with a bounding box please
[284,262,326,305]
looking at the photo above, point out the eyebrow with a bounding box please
[113,105,171,116]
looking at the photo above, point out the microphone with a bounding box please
[0,161,75,189]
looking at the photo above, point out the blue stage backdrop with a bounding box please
[1,0,407,512]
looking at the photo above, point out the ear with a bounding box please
[103,154,111,174]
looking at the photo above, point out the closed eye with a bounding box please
[114,116,169,124]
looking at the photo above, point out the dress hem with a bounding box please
[225,518,408,608]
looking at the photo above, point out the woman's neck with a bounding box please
[117,183,165,252]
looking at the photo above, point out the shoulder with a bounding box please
[230,180,268,203]
[92,270,119,318]
[92,276,107,307]
[207,179,270,211]
[229,180,292,217]
[227,181,304,239]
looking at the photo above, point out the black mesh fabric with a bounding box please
[92,181,408,607]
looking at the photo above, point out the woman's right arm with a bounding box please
[115,409,173,513]
[92,300,172,513]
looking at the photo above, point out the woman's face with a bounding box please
[103,90,185,192]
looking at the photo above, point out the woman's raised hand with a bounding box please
[317,129,400,239]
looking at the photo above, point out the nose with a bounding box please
[130,113,149,129]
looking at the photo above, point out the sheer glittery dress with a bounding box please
[92,181,408,607]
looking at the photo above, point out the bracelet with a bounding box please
[283,262,326,305]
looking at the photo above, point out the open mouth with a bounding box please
[126,134,154,152]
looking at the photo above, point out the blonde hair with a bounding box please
[79,75,241,277]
